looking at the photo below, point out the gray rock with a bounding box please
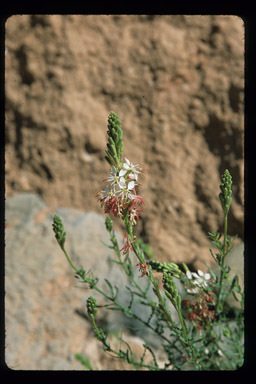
[225,241,244,310]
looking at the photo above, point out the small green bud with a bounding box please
[219,169,232,216]
[149,261,182,278]
[108,111,121,130]
[76,269,85,279]
[52,215,66,249]
[105,112,124,168]
[87,296,98,318]
[162,272,179,307]
[105,216,113,232]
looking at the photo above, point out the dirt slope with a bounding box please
[5,15,244,269]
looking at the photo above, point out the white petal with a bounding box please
[192,272,199,279]
[125,158,131,165]
[128,180,135,190]
[205,273,211,280]
[186,271,192,280]
[187,287,199,294]
[198,270,204,277]
[123,163,130,170]
[118,177,126,188]
[119,169,127,176]
[129,173,138,180]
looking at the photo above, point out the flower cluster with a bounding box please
[184,269,211,294]
[98,158,143,224]
[182,291,216,330]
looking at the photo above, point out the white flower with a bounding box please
[115,177,136,200]
[118,176,136,190]
[105,167,136,197]
[185,269,211,294]
[106,166,119,186]
[119,158,141,180]
[192,270,211,288]
[97,183,115,206]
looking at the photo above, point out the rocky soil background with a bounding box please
[5,15,244,370]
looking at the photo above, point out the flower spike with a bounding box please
[52,214,66,249]
[105,111,124,169]
[87,296,98,318]
[98,112,143,225]
[219,169,232,216]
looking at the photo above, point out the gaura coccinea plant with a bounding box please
[52,112,244,370]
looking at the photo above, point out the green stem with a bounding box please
[223,214,228,257]
[62,246,80,274]
[214,340,230,361]
[91,314,163,370]
[124,215,175,329]
[149,270,176,328]
[176,304,201,369]
[125,217,202,368]
[91,316,103,340]
[104,343,163,370]
[109,228,130,276]
[109,226,162,309]
[177,308,188,342]
[216,213,228,314]
[60,239,177,348]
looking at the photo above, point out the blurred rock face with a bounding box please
[5,16,243,275]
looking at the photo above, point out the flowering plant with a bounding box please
[97,112,143,225]
[52,112,244,370]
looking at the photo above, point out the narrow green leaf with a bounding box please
[104,278,114,298]
[74,353,93,370]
